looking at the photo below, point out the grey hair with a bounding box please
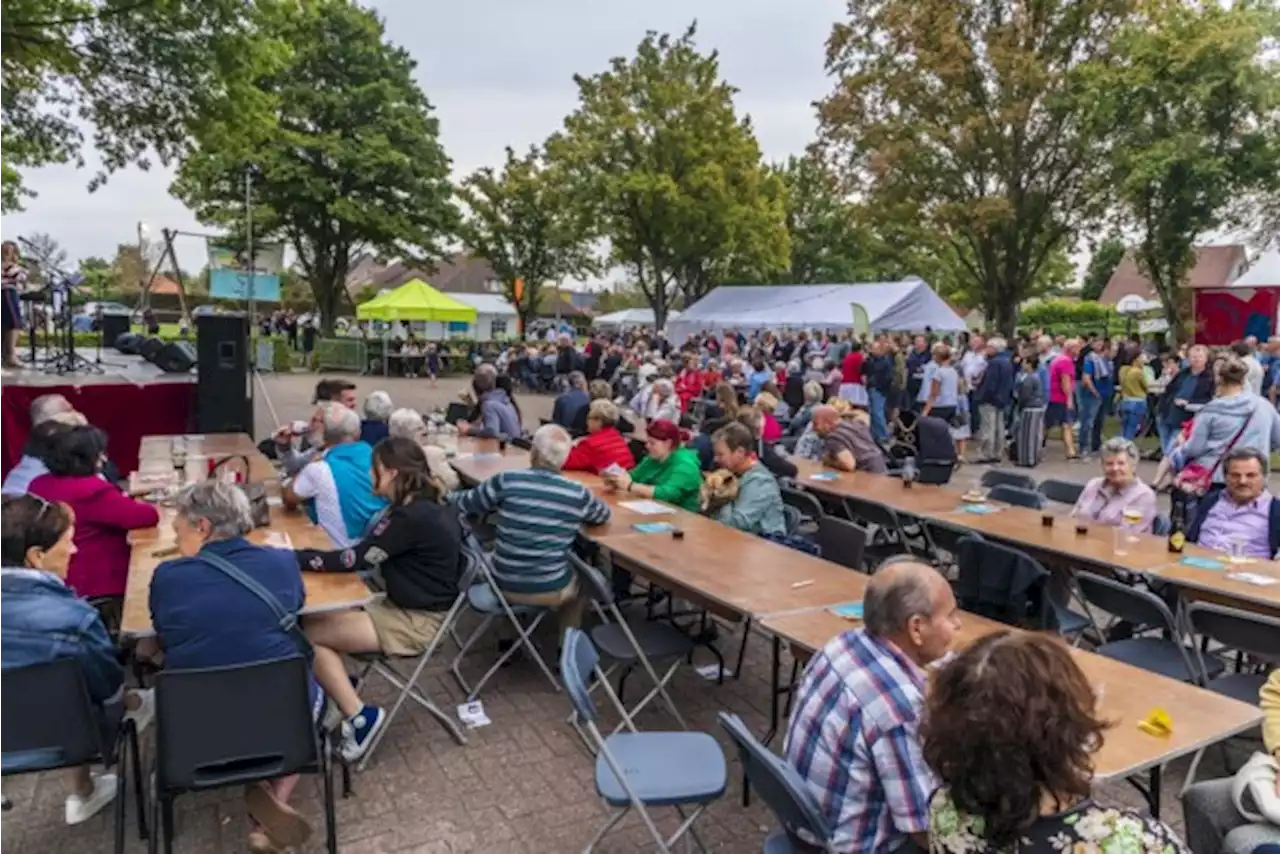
[363,390,393,422]
[863,557,939,637]
[802,380,824,404]
[1100,437,1139,466]
[387,407,427,439]
[1225,445,1270,476]
[320,401,360,444]
[530,423,573,471]
[174,480,254,541]
[652,378,674,396]
[568,370,586,389]
[988,337,1007,351]
[473,362,497,393]
[30,393,73,425]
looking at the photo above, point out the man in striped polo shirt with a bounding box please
[453,424,610,637]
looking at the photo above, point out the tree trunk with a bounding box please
[313,274,341,337]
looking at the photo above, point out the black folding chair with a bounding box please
[627,437,648,465]
[954,536,1054,630]
[988,484,1045,510]
[815,516,869,573]
[922,519,982,574]
[2,659,147,854]
[841,496,922,560]
[781,486,825,537]
[1038,478,1084,506]
[981,469,1037,492]
[150,657,340,854]
[444,402,470,425]
[916,460,955,485]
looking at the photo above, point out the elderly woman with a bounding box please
[386,407,460,492]
[562,399,635,474]
[360,390,393,446]
[603,419,702,512]
[636,378,681,424]
[1070,437,1158,533]
[149,482,315,852]
[298,438,464,765]
[923,631,1190,853]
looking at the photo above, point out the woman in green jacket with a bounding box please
[602,419,702,512]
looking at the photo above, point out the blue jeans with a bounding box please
[1119,399,1145,441]
[1077,393,1102,453]
[1156,419,1180,455]
[869,388,889,443]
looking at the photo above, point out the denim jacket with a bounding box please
[1,568,123,706]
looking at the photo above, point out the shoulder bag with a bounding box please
[198,549,314,665]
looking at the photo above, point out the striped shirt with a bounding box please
[784,628,934,853]
[452,468,610,592]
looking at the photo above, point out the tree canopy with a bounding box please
[547,24,789,328]
[1081,236,1128,303]
[170,0,456,335]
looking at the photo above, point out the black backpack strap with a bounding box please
[198,550,313,662]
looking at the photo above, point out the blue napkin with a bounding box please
[633,522,676,534]
[960,504,999,515]
[808,472,839,481]
[1180,556,1225,571]
[829,602,864,620]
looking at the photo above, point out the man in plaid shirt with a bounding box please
[784,558,961,853]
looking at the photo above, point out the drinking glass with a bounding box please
[1226,536,1251,564]
[1113,524,1132,557]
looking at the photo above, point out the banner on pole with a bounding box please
[207,239,284,301]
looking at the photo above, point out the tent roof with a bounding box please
[667,279,965,341]
[447,293,517,316]
[592,307,680,326]
[1230,250,1280,288]
[356,278,477,322]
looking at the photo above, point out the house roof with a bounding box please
[448,293,517,316]
[1099,245,1247,304]
[344,252,500,300]
[149,274,183,296]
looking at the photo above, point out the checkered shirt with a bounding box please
[783,628,935,854]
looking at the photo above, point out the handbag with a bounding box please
[1176,412,1254,495]
[208,454,271,528]
[198,550,314,666]
[1232,751,1280,826]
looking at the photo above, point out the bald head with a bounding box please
[864,558,958,665]
[30,394,73,425]
[811,404,840,436]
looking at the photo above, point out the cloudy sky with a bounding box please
[1,0,845,275]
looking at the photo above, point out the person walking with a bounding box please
[973,337,1014,463]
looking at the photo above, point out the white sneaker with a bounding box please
[65,773,117,825]
[125,689,155,734]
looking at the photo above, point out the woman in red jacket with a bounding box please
[29,425,160,600]
[562,399,636,474]
[674,354,704,413]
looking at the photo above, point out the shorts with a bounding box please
[2,287,21,332]
[1045,401,1071,428]
[365,598,445,658]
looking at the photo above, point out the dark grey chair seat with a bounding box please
[1094,638,1225,683]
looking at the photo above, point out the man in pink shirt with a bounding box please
[1047,338,1080,460]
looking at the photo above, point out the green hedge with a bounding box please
[1019,299,1133,337]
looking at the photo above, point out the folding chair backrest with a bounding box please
[560,629,600,724]
[781,486,825,526]
[816,516,869,572]
[627,438,647,465]
[155,656,318,791]
[989,484,1045,510]
[1075,574,1178,636]
[1187,603,1280,664]
[981,469,1037,492]
[718,713,834,846]
[2,659,103,773]
[1038,478,1084,506]
[916,461,955,485]
[444,402,470,425]
[570,554,614,608]
[924,519,980,561]
[842,497,900,534]
[955,537,1051,629]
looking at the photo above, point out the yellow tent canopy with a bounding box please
[355,278,478,323]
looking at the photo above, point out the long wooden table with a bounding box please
[137,432,277,487]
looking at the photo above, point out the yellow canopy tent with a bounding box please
[355,278,477,323]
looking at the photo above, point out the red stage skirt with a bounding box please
[1,381,196,477]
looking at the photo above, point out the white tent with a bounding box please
[1230,249,1280,288]
[666,279,966,343]
[592,307,679,328]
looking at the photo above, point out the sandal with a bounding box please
[245,783,312,849]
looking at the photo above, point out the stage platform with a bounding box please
[2,353,196,476]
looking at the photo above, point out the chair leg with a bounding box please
[159,793,175,854]
[114,740,127,854]
[147,779,159,854]
[320,735,339,854]
[129,722,149,840]
[583,806,632,853]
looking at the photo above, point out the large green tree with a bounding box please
[457,146,597,335]
[171,0,456,334]
[547,25,789,327]
[1081,235,1128,303]
[1102,0,1279,341]
[1,0,275,210]
[818,0,1131,335]
[767,154,878,284]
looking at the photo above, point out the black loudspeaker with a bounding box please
[196,314,252,434]
[99,314,129,346]
[150,341,197,373]
[138,337,165,360]
[114,332,144,355]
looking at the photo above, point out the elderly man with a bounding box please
[360,390,393,445]
[283,402,388,548]
[552,370,590,430]
[270,378,359,474]
[2,394,85,494]
[710,421,787,536]
[453,424,610,636]
[785,558,961,853]
[973,336,1015,463]
[812,404,887,474]
[458,363,522,440]
[1188,447,1280,560]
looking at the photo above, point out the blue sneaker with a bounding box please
[338,705,386,762]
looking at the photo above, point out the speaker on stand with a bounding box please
[196,314,253,434]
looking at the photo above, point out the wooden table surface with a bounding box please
[120,505,373,637]
[136,433,277,487]
[760,609,1264,782]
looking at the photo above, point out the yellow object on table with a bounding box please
[1137,708,1173,737]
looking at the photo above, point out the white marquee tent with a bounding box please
[592,307,680,328]
[666,279,966,342]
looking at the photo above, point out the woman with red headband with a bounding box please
[602,419,701,512]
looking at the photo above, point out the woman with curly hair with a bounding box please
[922,631,1189,854]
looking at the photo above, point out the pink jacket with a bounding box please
[29,474,159,599]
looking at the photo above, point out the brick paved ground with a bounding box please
[2,370,1267,852]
